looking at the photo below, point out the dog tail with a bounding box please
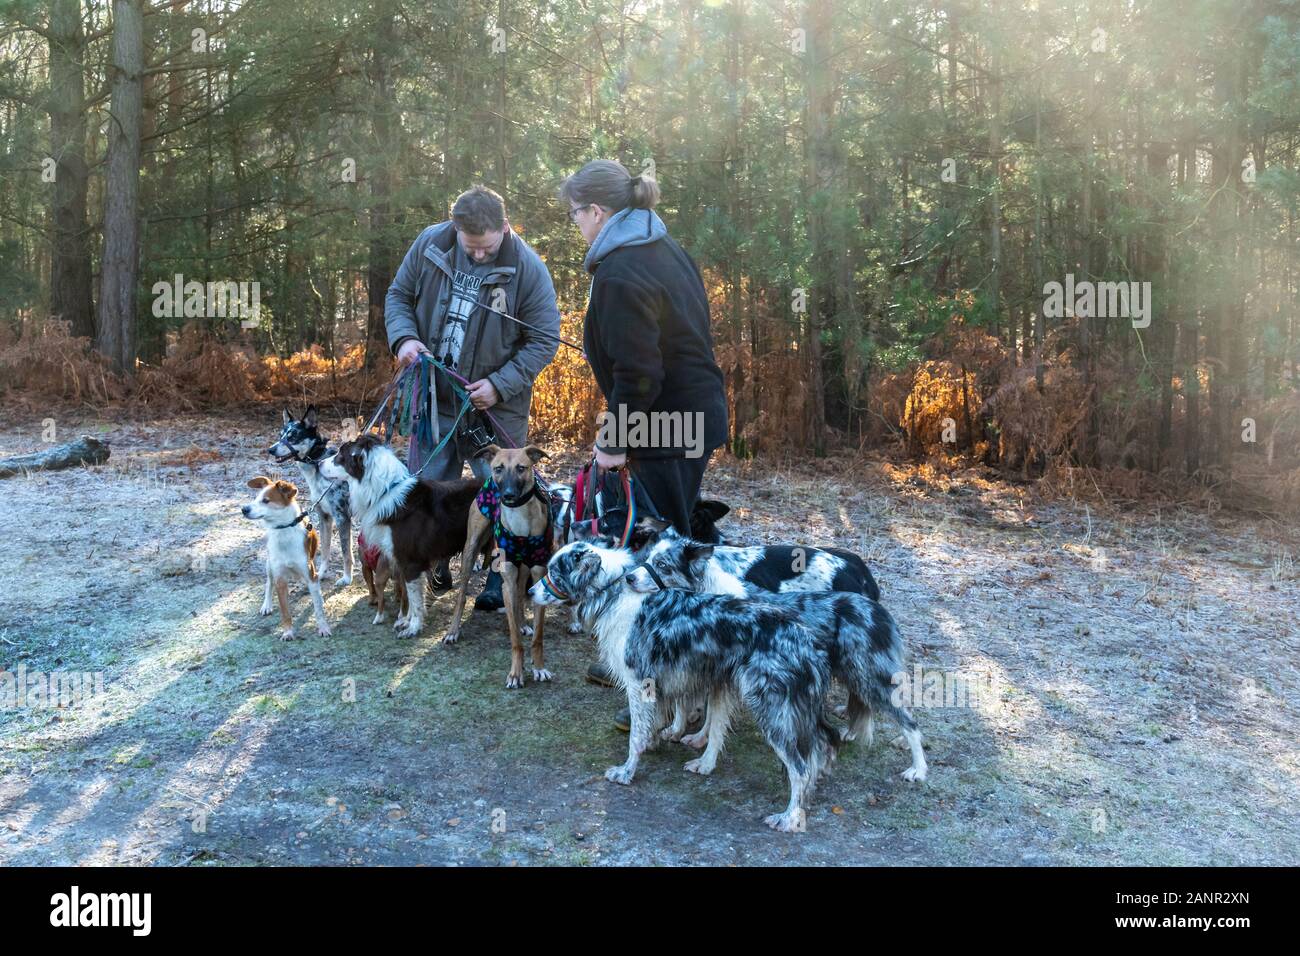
[836,595,906,709]
[305,528,319,581]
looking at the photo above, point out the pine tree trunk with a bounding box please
[97,0,145,375]
[48,0,94,340]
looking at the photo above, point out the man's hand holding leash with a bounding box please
[466,379,500,410]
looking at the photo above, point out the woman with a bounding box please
[560,160,728,729]
[560,160,728,536]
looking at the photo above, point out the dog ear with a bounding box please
[523,445,549,463]
[281,409,292,425]
[696,499,730,521]
[629,515,668,552]
[684,542,715,574]
[274,480,298,499]
[303,405,317,428]
[474,443,502,461]
[247,476,272,489]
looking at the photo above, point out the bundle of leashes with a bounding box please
[570,459,637,549]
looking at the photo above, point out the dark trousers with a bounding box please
[630,454,711,537]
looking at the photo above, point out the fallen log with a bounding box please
[0,435,111,479]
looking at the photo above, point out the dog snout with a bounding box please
[241,504,252,517]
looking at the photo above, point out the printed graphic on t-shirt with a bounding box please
[436,268,484,371]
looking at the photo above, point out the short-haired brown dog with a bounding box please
[444,445,552,688]
[241,476,332,640]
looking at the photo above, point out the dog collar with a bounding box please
[304,440,331,463]
[272,512,312,531]
[539,570,570,602]
[499,483,538,508]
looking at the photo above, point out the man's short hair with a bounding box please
[452,185,506,235]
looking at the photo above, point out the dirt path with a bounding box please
[1,411,1296,865]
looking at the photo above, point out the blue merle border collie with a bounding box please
[582,516,882,741]
[267,406,354,586]
[623,537,927,785]
[530,540,840,832]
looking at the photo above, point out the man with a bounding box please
[385,185,561,609]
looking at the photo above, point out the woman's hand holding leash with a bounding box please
[594,446,626,471]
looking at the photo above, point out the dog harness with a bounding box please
[476,479,553,568]
[357,532,383,571]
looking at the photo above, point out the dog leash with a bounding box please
[472,296,584,355]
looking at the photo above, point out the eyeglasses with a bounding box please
[567,203,594,224]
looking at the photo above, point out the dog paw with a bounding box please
[679,731,708,750]
[260,602,273,617]
[604,765,635,785]
[279,627,297,641]
[660,726,683,742]
[520,624,534,638]
[764,809,807,833]
[317,623,332,637]
[532,668,552,683]
[506,671,524,690]
[335,573,352,587]
[372,611,385,625]
[901,765,928,783]
[442,630,459,645]
[683,757,715,776]
[395,620,421,639]
[566,620,583,634]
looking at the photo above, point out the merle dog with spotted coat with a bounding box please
[624,538,926,784]
[531,540,853,833]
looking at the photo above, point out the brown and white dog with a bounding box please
[241,476,332,640]
[319,434,479,638]
[444,444,552,688]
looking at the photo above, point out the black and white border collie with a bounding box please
[319,434,479,638]
[533,541,851,833]
[624,538,927,784]
[268,406,354,586]
[632,517,880,600]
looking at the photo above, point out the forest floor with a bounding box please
[0,409,1297,866]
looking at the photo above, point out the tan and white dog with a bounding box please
[444,445,552,688]
[242,476,332,640]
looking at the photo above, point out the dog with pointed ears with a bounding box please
[444,444,554,688]
[267,405,354,586]
[241,476,332,640]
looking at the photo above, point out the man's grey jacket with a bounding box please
[385,221,561,447]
